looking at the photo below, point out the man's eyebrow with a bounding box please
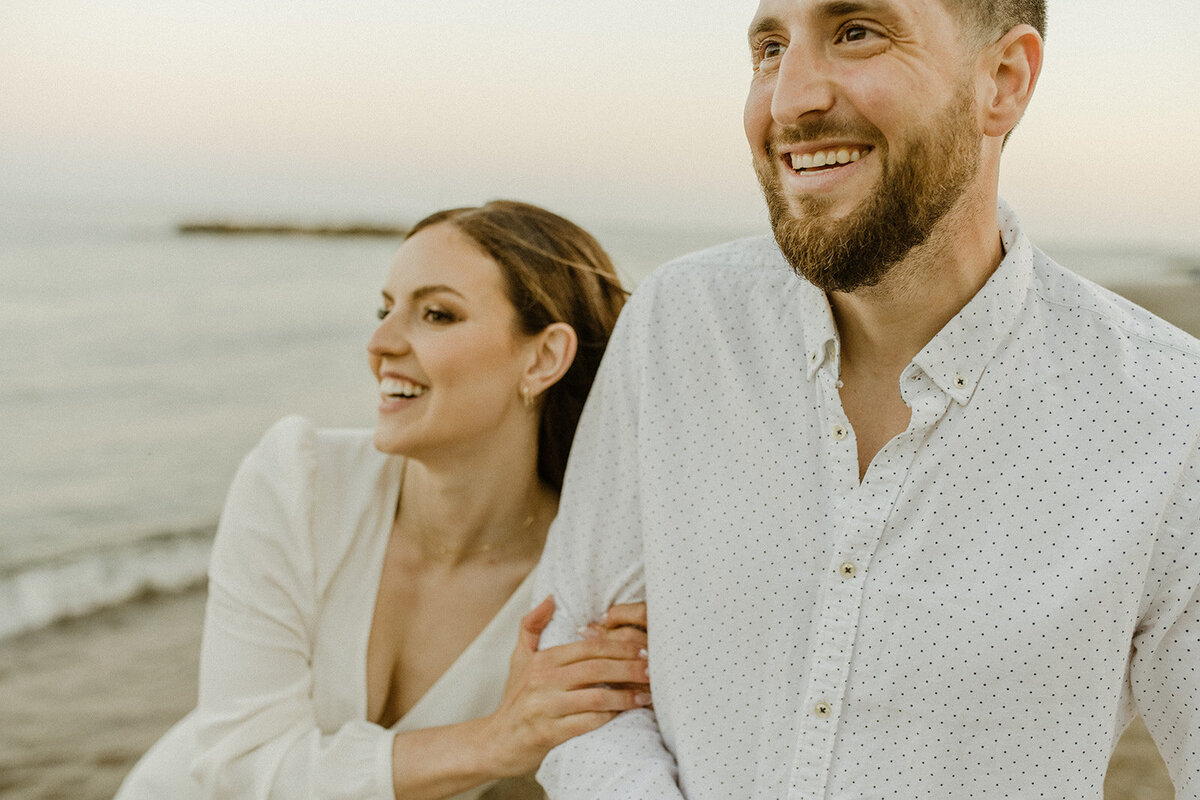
[749,0,895,40]
[817,0,895,17]
[748,15,785,42]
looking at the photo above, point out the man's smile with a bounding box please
[778,144,875,175]
[789,146,870,171]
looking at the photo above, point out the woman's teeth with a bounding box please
[790,147,866,172]
[380,377,427,398]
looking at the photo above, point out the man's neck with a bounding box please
[828,195,1004,480]
[829,196,1005,376]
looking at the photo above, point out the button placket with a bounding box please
[788,509,881,798]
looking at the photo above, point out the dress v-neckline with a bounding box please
[390,567,536,732]
[359,455,538,732]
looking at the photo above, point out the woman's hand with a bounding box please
[582,601,649,645]
[481,596,651,778]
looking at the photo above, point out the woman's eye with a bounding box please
[376,307,390,321]
[422,306,456,324]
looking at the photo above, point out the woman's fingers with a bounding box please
[556,686,653,716]
[582,623,648,648]
[517,595,556,653]
[554,653,650,690]
[599,602,647,631]
[537,636,646,670]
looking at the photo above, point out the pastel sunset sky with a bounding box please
[3,0,1197,249]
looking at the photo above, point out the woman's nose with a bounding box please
[367,312,409,358]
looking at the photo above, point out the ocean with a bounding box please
[1,199,1196,641]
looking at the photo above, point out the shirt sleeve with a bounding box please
[190,416,396,800]
[533,285,687,799]
[1130,441,1200,799]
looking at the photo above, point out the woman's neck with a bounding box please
[396,441,556,568]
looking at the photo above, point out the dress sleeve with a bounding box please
[1130,441,1200,799]
[190,416,396,800]
[532,286,686,799]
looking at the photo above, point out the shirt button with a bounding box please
[838,562,857,578]
[832,425,849,441]
[814,702,833,719]
[954,374,968,389]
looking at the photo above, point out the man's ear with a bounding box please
[522,322,578,402]
[980,24,1044,139]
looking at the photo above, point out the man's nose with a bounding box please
[771,44,836,126]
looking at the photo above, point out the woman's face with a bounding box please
[367,222,534,459]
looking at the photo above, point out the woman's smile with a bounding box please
[367,222,534,459]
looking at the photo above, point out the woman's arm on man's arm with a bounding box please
[530,288,688,799]
[194,418,650,800]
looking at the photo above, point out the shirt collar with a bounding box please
[801,279,839,382]
[800,200,1034,403]
[913,200,1032,405]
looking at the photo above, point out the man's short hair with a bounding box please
[944,0,1047,48]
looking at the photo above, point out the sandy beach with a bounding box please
[0,589,205,800]
[3,282,1195,800]
[0,589,1178,800]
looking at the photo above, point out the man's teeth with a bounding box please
[380,378,427,398]
[790,148,865,171]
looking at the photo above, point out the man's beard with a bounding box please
[755,81,982,294]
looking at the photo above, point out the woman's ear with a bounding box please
[980,24,1044,140]
[522,322,578,401]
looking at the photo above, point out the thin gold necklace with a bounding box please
[414,514,537,559]
[398,459,543,559]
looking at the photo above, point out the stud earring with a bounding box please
[521,385,534,408]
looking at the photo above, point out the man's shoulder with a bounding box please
[1029,247,1200,365]
[611,235,814,362]
[644,234,791,290]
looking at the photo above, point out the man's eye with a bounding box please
[376,307,390,321]
[838,24,876,44]
[752,38,786,71]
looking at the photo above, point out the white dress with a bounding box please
[115,416,541,800]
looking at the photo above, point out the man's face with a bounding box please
[744,0,983,293]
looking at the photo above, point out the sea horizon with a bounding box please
[2,197,1197,641]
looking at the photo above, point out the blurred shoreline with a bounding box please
[177,220,409,237]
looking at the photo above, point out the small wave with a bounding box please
[0,526,215,640]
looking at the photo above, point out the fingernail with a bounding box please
[635,692,653,706]
[638,648,648,660]
[582,625,600,639]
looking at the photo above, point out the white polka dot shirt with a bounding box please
[534,203,1200,799]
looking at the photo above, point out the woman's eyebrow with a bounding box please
[410,284,466,302]
[380,285,466,305]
